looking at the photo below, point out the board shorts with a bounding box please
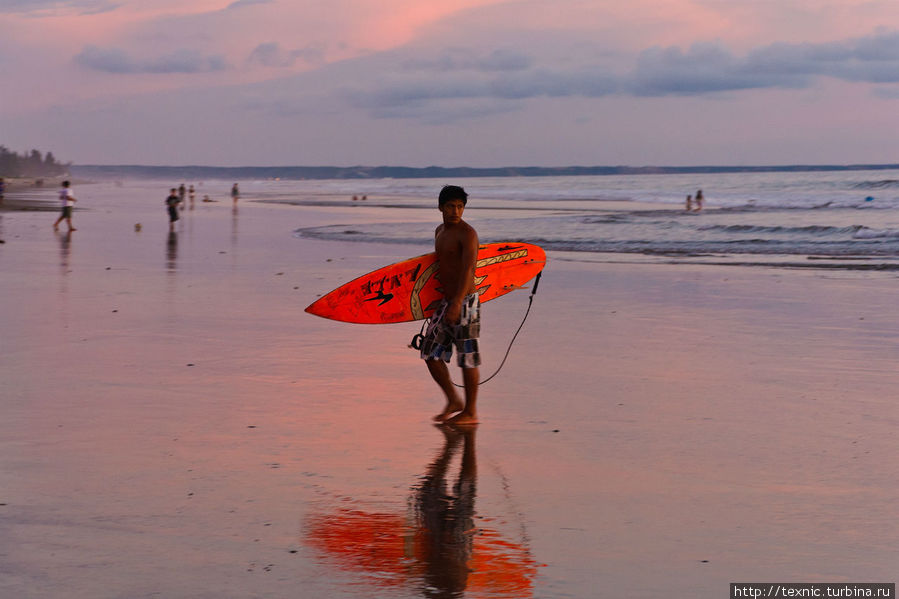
[419,293,481,368]
[61,206,72,218]
[167,206,179,222]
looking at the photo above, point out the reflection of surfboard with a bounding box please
[305,507,538,594]
[305,242,546,324]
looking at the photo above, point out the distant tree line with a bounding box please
[72,162,899,181]
[0,146,70,178]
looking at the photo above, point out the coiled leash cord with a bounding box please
[410,271,542,387]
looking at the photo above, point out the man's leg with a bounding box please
[448,366,479,425]
[427,358,464,422]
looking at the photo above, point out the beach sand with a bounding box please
[1,182,896,598]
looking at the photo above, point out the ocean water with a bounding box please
[250,169,899,268]
[17,169,899,267]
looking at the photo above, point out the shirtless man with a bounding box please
[419,185,481,425]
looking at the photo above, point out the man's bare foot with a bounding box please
[447,412,479,426]
[433,400,464,423]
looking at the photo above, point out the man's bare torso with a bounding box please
[435,220,477,300]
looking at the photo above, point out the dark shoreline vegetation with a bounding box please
[1,146,70,179]
[72,163,899,181]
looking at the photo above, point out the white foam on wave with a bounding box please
[853,228,899,240]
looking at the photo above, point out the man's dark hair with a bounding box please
[438,185,468,208]
[62,180,70,187]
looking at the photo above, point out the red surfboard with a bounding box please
[305,242,546,324]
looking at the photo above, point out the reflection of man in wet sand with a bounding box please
[420,185,481,426]
[302,424,536,596]
[414,425,477,596]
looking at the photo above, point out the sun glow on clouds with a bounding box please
[2,0,899,165]
[0,0,507,112]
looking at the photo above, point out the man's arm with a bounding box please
[445,226,479,323]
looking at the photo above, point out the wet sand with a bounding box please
[1,181,896,598]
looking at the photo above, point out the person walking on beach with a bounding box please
[166,188,181,232]
[419,185,481,426]
[231,183,240,202]
[53,180,77,232]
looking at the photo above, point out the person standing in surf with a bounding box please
[165,188,181,232]
[419,185,481,425]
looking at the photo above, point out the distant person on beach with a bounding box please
[0,177,5,203]
[188,184,195,208]
[419,185,481,426]
[685,194,692,211]
[231,183,240,202]
[178,184,186,206]
[166,188,181,232]
[53,180,77,232]
[694,189,704,211]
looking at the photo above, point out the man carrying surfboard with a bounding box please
[419,185,481,425]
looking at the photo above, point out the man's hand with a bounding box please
[444,301,462,325]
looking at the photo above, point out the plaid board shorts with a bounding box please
[419,293,481,368]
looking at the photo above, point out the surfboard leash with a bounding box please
[410,271,543,387]
[473,271,542,386]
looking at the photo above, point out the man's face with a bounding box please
[440,198,465,224]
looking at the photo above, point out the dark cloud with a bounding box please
[633,31,899,96]
[346,42,617,113]
[226,0,272,9]
[247,42,325,68]
[346,30,899,122]
[346,77,484,109]
[630,42,808,96]
[248,42,294,67]
[0,0,119,15]
[342,65,619,124]
[854,31,899,61]
[402,48,534,73]
[75,45,228,74]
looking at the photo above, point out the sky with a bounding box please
[1,0,898,167]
